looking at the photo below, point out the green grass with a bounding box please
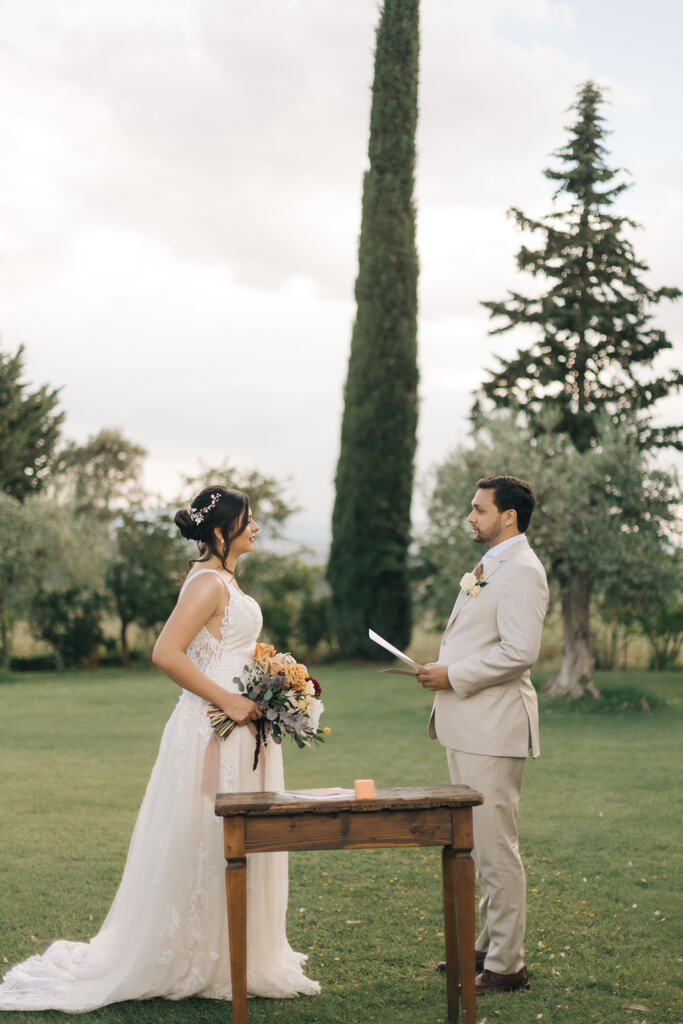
[1,666,681,1024]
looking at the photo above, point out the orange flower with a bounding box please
[259,650,310,690]
[283,661,309,689]
[253,642,276,663]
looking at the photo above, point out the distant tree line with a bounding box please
[0,355,334,671]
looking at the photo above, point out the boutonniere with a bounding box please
[459,563,488,597]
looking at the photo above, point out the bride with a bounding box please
[0,485,320,1012]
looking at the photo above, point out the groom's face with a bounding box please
[467,488,505,545]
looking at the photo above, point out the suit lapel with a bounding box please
[480,559,504,584]
[445,589,468,630]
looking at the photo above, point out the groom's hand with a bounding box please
[417,663,450,691]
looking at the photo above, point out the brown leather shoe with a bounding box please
[437,950,487,974]
[475,965,529,995]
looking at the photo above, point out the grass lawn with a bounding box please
[0,664,681,1024]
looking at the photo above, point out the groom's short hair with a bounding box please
[477,475,537,533]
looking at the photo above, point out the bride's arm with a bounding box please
[152,576,262,727]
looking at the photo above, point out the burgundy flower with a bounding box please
[308,676,321,697]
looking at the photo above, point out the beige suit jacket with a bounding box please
[428,535,549,759]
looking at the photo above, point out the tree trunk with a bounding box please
[121,622,131,669]
[649,633,682,671]
[620,629,629,670]
[0,604,11,670]
[544,573,600,699]
[597,622,618,670]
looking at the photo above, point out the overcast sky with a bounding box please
[1,0,681,547]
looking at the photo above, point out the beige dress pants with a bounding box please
[446,748,526,975]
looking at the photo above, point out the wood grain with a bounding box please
[243,808,456,852]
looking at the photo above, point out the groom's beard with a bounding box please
[471,520,504,546]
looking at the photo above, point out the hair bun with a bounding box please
[175,509,200,541]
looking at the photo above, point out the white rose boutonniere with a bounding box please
[459,571,478,591]
[459,564,487,597]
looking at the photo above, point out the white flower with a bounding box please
[460,572,477,591]
[460,565,487,596]
[307,699,324,732]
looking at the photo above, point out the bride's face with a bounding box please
[229,508,259,557]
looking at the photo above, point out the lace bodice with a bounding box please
[181,570,263,685]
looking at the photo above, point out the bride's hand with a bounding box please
[220,694,262,727]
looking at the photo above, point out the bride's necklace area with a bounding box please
[212,566,235,580]
[189,557,235,583]
[208,559,236,581]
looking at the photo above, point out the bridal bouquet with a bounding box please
[208,641,328,769]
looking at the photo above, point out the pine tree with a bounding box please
[480,81,681,452]
[477,81,681,698]
[0,342,63,500]
[327,0,419,658]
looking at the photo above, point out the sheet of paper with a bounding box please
[368,629,422,670]
[379,667,418,677]
[280,788,355,801]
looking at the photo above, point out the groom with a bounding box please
[417,475,548,996]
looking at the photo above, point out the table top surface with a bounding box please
[215,784,483,816]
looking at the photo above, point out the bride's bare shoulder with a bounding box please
[179,569,230,604]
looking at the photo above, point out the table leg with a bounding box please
[442,845,460,1024]
[224,818,248,1024]
[453,850,476,1024]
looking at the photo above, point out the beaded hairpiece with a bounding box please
[189,492,222,525]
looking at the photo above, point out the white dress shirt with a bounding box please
[481,533,525,569]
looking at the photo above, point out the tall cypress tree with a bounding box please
[328,0,419,658]
[480,81,681,451]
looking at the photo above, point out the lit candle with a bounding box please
[354,778,375,800]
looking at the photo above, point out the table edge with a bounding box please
[215,784,484,816]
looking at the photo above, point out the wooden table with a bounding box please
[215,785,483,1024]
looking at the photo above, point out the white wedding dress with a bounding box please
[0,571,320,1012]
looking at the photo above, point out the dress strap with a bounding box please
[179,569,233,599]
